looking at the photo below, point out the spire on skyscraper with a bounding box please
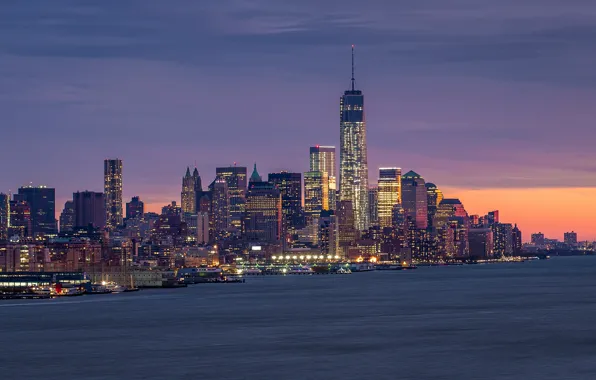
[351,44,355,91]
[185,167,191,177]
[250,163,262,183]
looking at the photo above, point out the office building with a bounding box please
[304,171,329,222]
[531,233,545,246]
[368,187,378,227]
[426,183,443,231]
[339,46,369,231]
[181,167,202,214]
[268,172,303,243]
[126,196,144,220]
[336,200,357,257]
[73,191,106,229]
[16,185,56,236]
[59,201,75,233]
[244,171,282,243]
[564,231,578,247]
[104,159,123,230]
[0,193,9,241]
[401,171,428,229]
[377,168,401,228]
[196,212,209,245]
[512,224,522,253]
[9,200,31,238]
[492,223,513,257]
[310,146,336,210]
[215,165,247,229]
[319,210,338,256]
[210,178,230,236]
[469,228,494,259]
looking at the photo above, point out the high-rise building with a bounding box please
[564,231,578,247]
[244,169,281,244]
[492,223,513,257]
[181,167,202,214]
[196,212,209,245]
[59,201,75,233]
[268,172,303,243]
[531,232,545,246]
[339,46,369,231]
[336,200,357,257]
[104,159,123,230]
[401,171,428,229]
[512,224,522,253]
[319,210,338,256]
[469,228,494,259]
[73,191,106,229]
[210,178,230,236]
[0,193,9,241]
[487,211,499,226]
[304,171,329,223]
[310,145,336,210]
[425,183,443,231]
[17,185,56,236]
[377,168,401,228]
[215,165,247,229]
[368,187,378,226]
[9,200,31,238]
[126,196,144,220]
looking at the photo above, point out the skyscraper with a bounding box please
[73,191,106,229]
[377,168,402,228]
[401,171,428,229]
[0,193,9,241]
[310,146,337,211]
[126,196,144,220]
[425,183,443,231]
[181,167,202,214]
[336,200,357,257]
[215,165,247,229]
[304,171,329,223]
[17,185,56,236]
[339,46,369,231]
[244,167,282,244]
[210,178,230,236]
[268,172,303,242]
[9,200,31,238]
[59,201,75,233]
[368,187,378,227]
[564,231,578,247]
[512,224,522,253]
[104,159,123,230]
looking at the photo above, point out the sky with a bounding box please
[1,0,595,241]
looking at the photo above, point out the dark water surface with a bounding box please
[2,256,596,379]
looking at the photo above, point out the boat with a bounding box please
[87,284,113,295]
[31,286,52,296]
[349,263,376,272]
[101,281,126,293]
[53,284,84,297]
[288,266,312,274]
[336,267,352,274]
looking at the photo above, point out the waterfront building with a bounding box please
[564,231,578,247]
[336,200,357,257]
[126,196,144,220]
[244,165,282,243]
[492,223,513,257]
[181,167,202,214]
[0,193,9,241]
[339,46,369,231]
[104,159,123,230]
[512,224,523,254]
[196,212,209,245]
[319,210,338,256]
[304,171,329,223]
[59,201,75,233]
[73,191,106,229]
[377,168,401,228]
[268,172,303,246]
[17,185,56,236]
[531,232,545,247]
[401,171,428,229]
[215,165,247,229]
[469,228,494,259]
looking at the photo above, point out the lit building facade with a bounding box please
[425,183,443,232]
[210,178,230,237]
[244,175,282,244]
[492,223,513,257]
[310,146,336,210]
[16,185,57,236]
[377,168,401,228]
[564,231,578,247]
[336,200,357,257]
[268,172,303,245]
[304,171,329,223]
[215,165,247,229]
[104,159,123,230]
[59,201,75,233]
[368,187,378,227]
[339,46,369,231]
[0,193,9,241]
[401,171,428,229]
[181,167,202,214]
[9,200,31,238]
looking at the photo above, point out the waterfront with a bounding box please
[1,256,596,379]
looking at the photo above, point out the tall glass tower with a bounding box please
[339,45,369,231]
[104,158,123,230]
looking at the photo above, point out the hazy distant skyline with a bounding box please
[1,1,595,240]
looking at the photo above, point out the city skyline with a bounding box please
[1,1,595,240]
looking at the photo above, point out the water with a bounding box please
[2,256,596,380]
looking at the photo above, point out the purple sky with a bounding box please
[1,1,596,234]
